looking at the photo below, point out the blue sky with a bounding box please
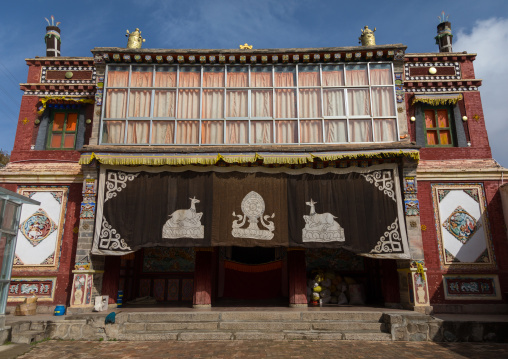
[0,0,507,166]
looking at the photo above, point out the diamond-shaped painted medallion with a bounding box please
[442,206,480,244]
[19,208,57,247]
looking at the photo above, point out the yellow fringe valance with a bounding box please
[412,94,463,106]
[224,260,282,273]
[37,96,95,115]
[79,150,419,166]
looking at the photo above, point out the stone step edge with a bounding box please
[121,329,390,335]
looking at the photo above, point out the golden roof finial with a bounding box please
[359,26,376,46]
[239,43,253,50]
[126,28,146,49]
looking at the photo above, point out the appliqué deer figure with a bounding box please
[167,197,203,227]
[303,199,338,232]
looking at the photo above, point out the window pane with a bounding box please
[346,64,368,86]
[251,90,273,118]
[131,66,153,87]
[50,134,62,148]
[251,121,273,143]
[371,88,395,116]
[324,120,347,142]
[226,121,248,144]
[52,113,65,131]
[349,120,373,142]
[151,121,175,144]
[203,66,224,87]
[226,90,248,117]
[251,66,272,87]
[128,90,152,117]
[176,121,199,144]
[323,89,345,116]
[105,89,127,118]
[370,63,393,85]
[440,130,452,145]
[299,89,322,118]
[0,234,14,280]
[66,113,78,131]
[63,134,76,148]
[274,66,296,87]
[179,67,201,87]
[154,90,176,117]
[275,89,296,118]
[347,89,370,116]
[322,65,344,86]
[1,201,18,231]
[426,130,438,145]
[374,119,397,142]
[155,67,177,87]
[298,65,320,86]
[177,89,200,118]
[424,110,436,128]
[275,120,297,143]
[102,121,125,143]
[107,66,129,87]
[227,67,248,87]
[0,234,6,276]
[300,120,323,143]
[127,121,150,144]
[437,109,449,128]
[201,121,224,144]
[202,89,224,118]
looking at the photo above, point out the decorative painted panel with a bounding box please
[431,184,495,269]
[181,279,194,301]
[443,275,501,300]
[153,279,165,301]
[70,273,94,307]
[305,248,364,272]
[167,279,179,301]
[139,278,151,297]
[143,247,195,273]
[7,277,56,302]
[15,187,68,268]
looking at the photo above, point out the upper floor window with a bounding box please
[423,107,454,147]
[46,111,78,149]
[101,63,398,145]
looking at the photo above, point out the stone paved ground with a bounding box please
[15,340,508,358]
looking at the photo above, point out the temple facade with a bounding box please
[1,19,507,314]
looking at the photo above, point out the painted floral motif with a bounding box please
[40,252,55,265]
[445,249,460,262]
[360,170,396,202]
[443,206,480,244]
[19,208,57,247]
[50,191,63,204]
[463,189,479,203]
[437,189,451,202]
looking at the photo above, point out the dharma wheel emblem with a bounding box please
[232,191,274,240]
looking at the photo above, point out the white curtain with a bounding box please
[371,88,395,117]
[299,89,321,118]
[203,69,224,87]
[370,66,392,85]
[348,89,370,116]
[227,69,248,87]
[127,121,149,144]
[251,69,272,87]
[275,121,297,143]
[350,120,372,142]
[346,66,368,86]
[226,121,248,144]
[275,89,296,118]
[300,120,322,143]
[176,121,199,144]
[151,121,174,144]
[202,89,224,118]
[128,90,151,117]
[103,121,125,143]
[374,119,397,142]
[201,121,224,144]
[323,89,345,116]
[250,121,272,143]
[153,90,176,117]
[107,68,129,87]
[251,90,272,117]
[177,89,200,119]
[155,68,177,87]
[226,90,248,117]
[131,68,152,87]
[322,66,344,86]
[105,89,127,118]
[324,120,347,143]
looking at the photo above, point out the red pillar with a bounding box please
[288,248,307,307]
[193,248,213,307]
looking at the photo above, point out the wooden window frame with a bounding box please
[46,110,79,150]
[422,106,455,147]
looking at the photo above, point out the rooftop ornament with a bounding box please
[126,28,145,49]
[359,26,376,46]
[239,43,253,50]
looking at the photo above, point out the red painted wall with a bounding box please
[418,180,508,305]
[1,182,81,307]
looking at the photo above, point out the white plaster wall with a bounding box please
[15,191,63,265]
[438,190,487,263]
